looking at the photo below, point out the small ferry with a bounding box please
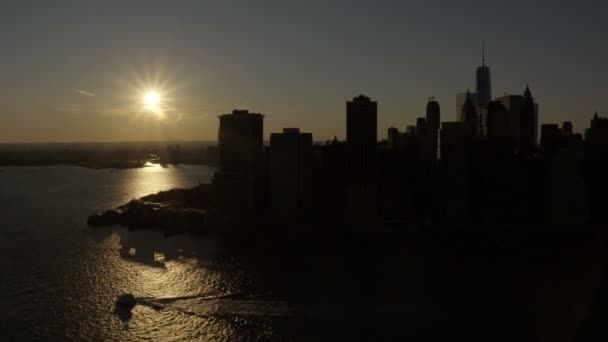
[116,293,137,309]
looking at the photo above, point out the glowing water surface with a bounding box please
[0,164,286,341]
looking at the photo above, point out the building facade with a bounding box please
[269,128,313,221]
[346,95,378,223]
[476,43,492,109]
[214,109,265,218]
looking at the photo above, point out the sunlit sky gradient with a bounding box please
[1,0,607,143]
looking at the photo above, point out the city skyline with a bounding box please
[5,3,608,341]
[1,1,607,143]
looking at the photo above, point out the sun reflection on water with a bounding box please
[76,231,255,340]
[118,164,183,203]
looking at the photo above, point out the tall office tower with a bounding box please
[456,92,478,121]
[495,94,523,149]
[486,101,511,142]
[416,117,427,136]
[461,91,478,136]
[269,128,313,220]
[562,121,574,135]
[217,109,264,173]
[476,42,492,109]
[540,124,560,155]
[519,86,538,154]
[346,95,378,223]
[426,98,441,160]
[585,112,608,149]
[440,122,471,161]
[426,98,441,134]
[346,95,378,173]
[214,109,265,217]
[387,127,400,149]
[585,113,608,223]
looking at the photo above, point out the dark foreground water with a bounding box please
[1,165,608,341]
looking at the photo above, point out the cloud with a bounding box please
[75,89,96,97]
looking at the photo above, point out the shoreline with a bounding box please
[0,161,214,170]
[87,185,602,237]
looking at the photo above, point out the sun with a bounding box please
[144,91,160,106]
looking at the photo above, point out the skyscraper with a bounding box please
[519,86,538,154]
[426,97,441,136]
[456,92,478,121]
[346,94,378,173]
[585,112,608,150]
[476,42,492,109]
[486,101,511,142]
[346,95,378,223]
[387,127,401,150]
[461,91,478,136]
[562,121,574,136]
[217,109,264,173]
[214,109,265,217]
[585,113,608,223]
[416,117,427,136]
[426,98,441,160]
[495,86,539,154]
[496,94,524,147]
[269,128,313,220]
[540,124,560,155]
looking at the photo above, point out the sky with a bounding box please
[1,0,607,143]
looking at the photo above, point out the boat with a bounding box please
[116,293,137,309]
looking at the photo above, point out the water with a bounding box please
[0,164,280,341]
[1,164,607,340]
[0,164,440,340]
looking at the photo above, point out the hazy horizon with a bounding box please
[1,0,607,143]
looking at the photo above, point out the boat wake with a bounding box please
[135,294,293,319]
[130,293,417,322]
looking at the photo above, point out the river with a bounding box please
[0,164,606,341]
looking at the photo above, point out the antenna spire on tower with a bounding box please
[482,40,485,67]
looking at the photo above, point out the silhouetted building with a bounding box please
[314,139,346,223]
[416,118,427,136]
[212,172,253,219]
[457,92,479,121]
[269,128,313,221]
[214,109,265,219]
[440,122,470,161]
[518,86,539,154]
[205,145,219,166]
[461,91,478,136]
[486,101,511,143]
[439,122,471,224]
[585,112,608,147]
[426,98,441,161]
[540,124,560,155]
[347,95,377,173]
[217,109,264,173]
[346,95,378,224]
[495,95,523,146]
[585,113,608,224]
[476,42,492,109]
[388,126,410,152]
[495,87,539,155]
[562,121,574,136]
[549,147,590,225]
[387,127,400,149]
[426,98,441,136]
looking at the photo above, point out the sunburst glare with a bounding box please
[144,91,160,106]
[113,61,185,122]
